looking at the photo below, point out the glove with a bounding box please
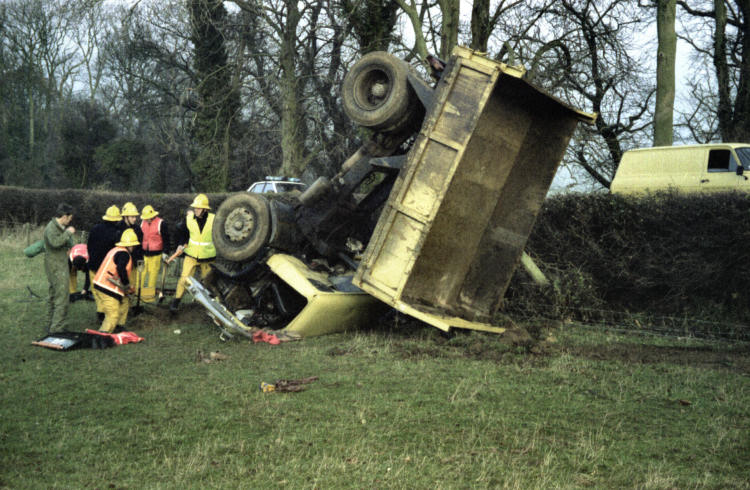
[162,253,169,262]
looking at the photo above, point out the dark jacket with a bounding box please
[87,221,121,272]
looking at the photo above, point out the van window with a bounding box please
[736,148,750,169]
[707,149,738,172]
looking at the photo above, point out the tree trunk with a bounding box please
[470,0,490,52]
[713,0,733,141]
[395,0,428,61]
[278,0,306,177]
[28,84,35,164]
[734,0,750,141]
[189,0,236,191]
[654,0,676,146]
[438,0,460,60]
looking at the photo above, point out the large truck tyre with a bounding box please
[213,193,272,262]
[341,51,414,132]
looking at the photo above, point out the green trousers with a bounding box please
[45,257,70,332]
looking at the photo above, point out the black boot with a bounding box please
[169,298,181,314]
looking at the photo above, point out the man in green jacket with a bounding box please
[44,203,76,333]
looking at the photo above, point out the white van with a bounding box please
[610,143,750,195]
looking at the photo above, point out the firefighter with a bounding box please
[120,202,144,262]
[68,243,91,301]
[44,203,76,333]
[87,205,123,321]
[138,204,170,303]
[93,229,140,333]
[169,193,215,313]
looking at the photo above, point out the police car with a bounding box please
[247,176,307,194]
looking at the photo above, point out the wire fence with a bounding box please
[508,302,750,343]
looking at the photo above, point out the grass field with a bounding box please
[1,226,749,489]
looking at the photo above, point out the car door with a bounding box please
[734,147,750,193]
[702,148,742,192]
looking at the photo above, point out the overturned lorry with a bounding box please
[187,46,596,339]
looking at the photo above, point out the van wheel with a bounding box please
[342,51,413,132]
[213,193,271,262]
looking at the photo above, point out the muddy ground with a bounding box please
[565,342,750,375]
[127,303,750,376]
[128,302,209,330]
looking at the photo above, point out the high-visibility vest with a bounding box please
[184,213,216,259]
[140,217,164,252]
[93,247,132,297]
[69,243,89,263]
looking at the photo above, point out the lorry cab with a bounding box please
[611,143,750,195]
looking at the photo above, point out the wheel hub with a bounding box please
[371,81,387,98]
[358,70,390,109]
[224,207,255,241]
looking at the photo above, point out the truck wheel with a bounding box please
[213,193,271,262]
[342,51,412,132]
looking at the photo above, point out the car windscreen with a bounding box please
[736,147,750,169]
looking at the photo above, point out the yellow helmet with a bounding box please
[116,228,140,247]
[190,193,211,210]
[121,202,139,217]
[102,205,122,222]
[141,204,159,220]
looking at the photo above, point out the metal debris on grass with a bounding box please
[260,376,319,393]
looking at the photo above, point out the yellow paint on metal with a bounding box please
[362,285,507,334]
[611,143,750,195]
[266,254,385,338]
[354,46,594,334]
[520,252,550,287]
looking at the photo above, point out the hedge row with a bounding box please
[512,191,750,320]
[4,185,750,320]
[0,185,231,232]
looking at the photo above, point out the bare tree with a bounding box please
[230,0,313,177]
[494,0,655,189]
[469,0,523,53]
[341,0,400,53]
[655,0,676,146]
[677,0,750,142]
[98,1,196,191]
[188,0,239,191]
[0,0,82,186]
[69,0,111,103]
